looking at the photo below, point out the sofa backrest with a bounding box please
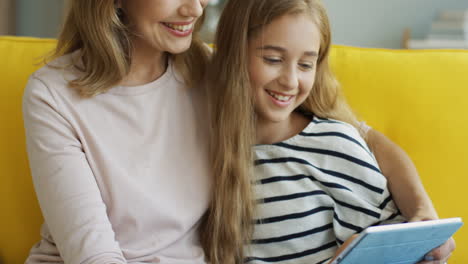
[330,45,468,263]
[1,36,467,263]
[0,36,57,264]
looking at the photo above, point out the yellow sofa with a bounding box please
[1,36,467,263]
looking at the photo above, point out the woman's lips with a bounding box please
[161,22,194,37]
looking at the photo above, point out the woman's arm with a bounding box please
[365,128,437,221]
[365,128,455,263]
[23,77,126,264]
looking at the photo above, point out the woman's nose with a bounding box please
[179,0,205,18]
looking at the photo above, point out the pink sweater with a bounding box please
[23,53,211,264]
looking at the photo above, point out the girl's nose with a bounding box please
[278,66,299,90]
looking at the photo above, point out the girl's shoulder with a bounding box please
[287,116,372,155]
[303,116,362,138]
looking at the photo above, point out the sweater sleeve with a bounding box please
[22,76,127,264]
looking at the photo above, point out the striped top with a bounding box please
[246,116,405,264]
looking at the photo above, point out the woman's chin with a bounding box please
[164,38,193,55]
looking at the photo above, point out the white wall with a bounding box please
[0,0,15,35]
[15,0,64,38]
[324,0,468,49]
[13,0,468,48]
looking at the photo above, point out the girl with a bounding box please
[201,0,455,263]
[23,0,212,263]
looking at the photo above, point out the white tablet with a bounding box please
[330,218,463,264]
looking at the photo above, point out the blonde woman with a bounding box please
[23,0,212,263]
[202,0,455,263]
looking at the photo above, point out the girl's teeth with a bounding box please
[164,23,193,32]
[267,91,292,102]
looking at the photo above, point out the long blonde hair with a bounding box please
[52,0,210,97]
[200,0,358,263]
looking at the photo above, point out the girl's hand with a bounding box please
[418,237,455,264]
[409,217,456,264]
[328,235,359,264]
[328,230,455,264]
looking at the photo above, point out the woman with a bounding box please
[23,0,211,263]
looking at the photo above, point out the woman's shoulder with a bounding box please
[24,52,84,106]
[30,52,80,88]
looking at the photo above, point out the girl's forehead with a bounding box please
[250,14,321,52]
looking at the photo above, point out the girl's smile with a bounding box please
[265,89,295,107]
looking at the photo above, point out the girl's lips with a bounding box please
[266,89,294,97]
[265,90,294,107]
[266,89,294,100]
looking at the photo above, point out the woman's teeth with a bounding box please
[162,22,193,32]
[266,90,292,102]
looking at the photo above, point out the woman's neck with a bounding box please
[120,38,168,87]
[255,111,310,145]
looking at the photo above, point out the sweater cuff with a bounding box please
[81,252,127,264]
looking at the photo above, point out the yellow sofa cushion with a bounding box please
[331,46,468,263]
[1,36,467,263]
[0,36,56,264]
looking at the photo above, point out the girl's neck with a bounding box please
[256,111,311,145]
[120,38,168,87]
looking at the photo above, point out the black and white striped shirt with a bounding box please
[246,117,405,264]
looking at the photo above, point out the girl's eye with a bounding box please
[299,63,314,71]
[263,57,282,64]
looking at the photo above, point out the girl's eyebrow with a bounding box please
[257,45,318,57]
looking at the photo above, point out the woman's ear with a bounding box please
[115,0,122,9]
